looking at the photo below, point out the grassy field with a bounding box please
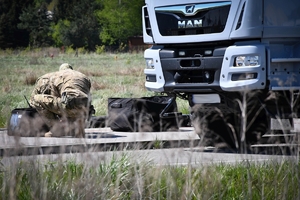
[0,48,190,128]
[1,49,300,199]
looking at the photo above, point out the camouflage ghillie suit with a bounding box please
[30,63,91,137]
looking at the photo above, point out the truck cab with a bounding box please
[142,0,300,150]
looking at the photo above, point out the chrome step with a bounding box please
[262,133,297,137]
[251,143,300,148]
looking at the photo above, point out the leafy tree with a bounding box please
[0,0,144,50]
[51,20,69,47]
[52,0,76,21]
[52,0,102,50]
[18,2,54,47]
[96,0,144,46]
[0,0,32,49]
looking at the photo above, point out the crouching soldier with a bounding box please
[30,63,92,137]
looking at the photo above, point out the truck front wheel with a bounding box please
[191,105,239,151]
[191,101,269,153]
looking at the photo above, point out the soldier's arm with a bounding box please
[29,76,52,107]
[31,94,64,115]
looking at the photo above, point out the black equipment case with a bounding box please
[7,108,49,137]
[107,96,186,132]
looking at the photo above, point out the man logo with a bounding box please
[186,5,195,13]
[178,19,202,28]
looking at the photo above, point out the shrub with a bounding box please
[95,45,106,54]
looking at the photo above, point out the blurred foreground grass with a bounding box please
[0,49,189,128]
[1,154,299,199]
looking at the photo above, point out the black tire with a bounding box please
[191,101,269,153]
[191,105,239,151]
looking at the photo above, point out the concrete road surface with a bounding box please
[0,127,200,156]
[0,127,294,167]
[1,147,294,168]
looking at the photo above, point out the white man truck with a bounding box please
[142,0,300,151]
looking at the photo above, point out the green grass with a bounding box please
[1,155,299,199]
[0,48,190,128]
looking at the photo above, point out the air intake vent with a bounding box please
[235,2,245,30]
[144,7,152,36]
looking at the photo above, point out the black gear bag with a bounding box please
[107,96,183,132]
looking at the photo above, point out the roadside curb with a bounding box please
[0,127,200,156]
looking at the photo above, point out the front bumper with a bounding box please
[144,44,267,93]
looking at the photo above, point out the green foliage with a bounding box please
[95,45,106,54]
[77,47,87,54]
[0,0,32,48]
[51,19,71,47]
[96,0,144,46]
[64,46,75,54]
[52,0,102,50]
[48,0,58,11]
[0,0,145,50]
[153,139,165,149]
[0,48,14,55]
[18,2,53,47]
[118,42,127,52]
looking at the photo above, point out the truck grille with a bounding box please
[175,70,215,84]
[155,2,231,36]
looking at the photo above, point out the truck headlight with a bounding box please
[145,58,154,69]
[235,55,259,67]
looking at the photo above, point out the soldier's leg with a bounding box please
[67,116,86,138]
[32,108,60,137]
[65,107,88,138]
